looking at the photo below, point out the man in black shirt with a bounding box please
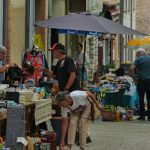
[46,43,80,92]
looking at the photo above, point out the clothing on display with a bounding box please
[23,49,48,85]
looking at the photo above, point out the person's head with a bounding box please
[48,43,67,59]
[0,45,6,61]
[93,72,99,84]
[76,43,83,53]
[55,91,71,107]
[115,67,125,76]
[22,63,34,76]
[33,45,39,51]
[136,48,146,58]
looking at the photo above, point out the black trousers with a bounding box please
[137,79,150,117]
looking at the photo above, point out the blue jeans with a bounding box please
[76,68,88,82]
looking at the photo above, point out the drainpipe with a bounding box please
[0,0,3,45]
[25,0,35,49]
[130,0,133,29]
[119,0,124,65]
[65,0,71,55]
[3,0,7,47]
[47,0,52,69]
[130,0,133,62]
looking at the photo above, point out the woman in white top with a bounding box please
[55,90,102,150]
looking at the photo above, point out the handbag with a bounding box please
[101,111,116,121]
[101,105,116,121]
[90,101,101,122]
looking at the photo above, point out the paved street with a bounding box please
[71,119,150,150]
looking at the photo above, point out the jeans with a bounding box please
[137,79,150,117]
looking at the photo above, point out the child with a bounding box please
[22,63,35,87]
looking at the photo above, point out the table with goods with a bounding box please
[0,82,62,150]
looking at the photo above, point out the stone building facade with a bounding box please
[136,0,150,35]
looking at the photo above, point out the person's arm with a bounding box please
[130,64,138,84]
[86,91,103,110]
[59,117,69,149]
[130,64,136,78]
[43,69,55,79]
[0,65,9,73]
[64,72,76,91]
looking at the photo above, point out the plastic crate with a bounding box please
[104,91,119,106]
[40,132,57,150]
[35,143,50,150]
[104,88,127,107]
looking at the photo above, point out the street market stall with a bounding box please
[0,11,145,150]
[0,83,60,150]
[35,12,145,86]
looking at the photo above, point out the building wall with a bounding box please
[8,0,26,65]
[86,0,103,79]
[122,0,136,63]
[70,0,86,12]
[52,0,66,44]
[86,0,102,13]
[123,0,136,29]
[136,0,150,35]
[0,0,3,45]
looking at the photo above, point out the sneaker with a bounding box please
[86,136,92,144]
[76,141,80,146]
[137,116,145,120]
[76,136,92,146]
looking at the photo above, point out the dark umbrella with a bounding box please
[35,12,145,36]
[35,12,145,87]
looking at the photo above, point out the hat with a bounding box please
[48,43,66,52]
[136,48,145,53]
[55,91,69,102]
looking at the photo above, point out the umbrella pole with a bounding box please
[81,36,86,88]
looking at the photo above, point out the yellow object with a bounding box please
[100,87,109,93]
[127,36,150,46]
[34,34,43,50]
[26,136,34,150]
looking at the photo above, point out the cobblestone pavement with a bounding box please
[71,119,150,150]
